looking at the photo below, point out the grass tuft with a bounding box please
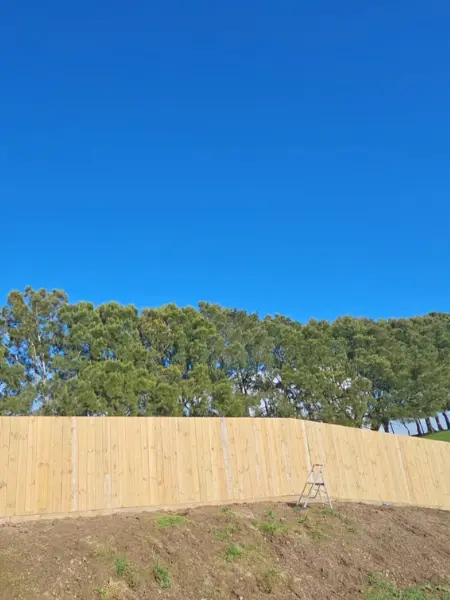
[320,507,336,516]
[258,521,288,535]
[153,566,171,589]
[225,544,244,562]
[114,556,129,577]
[114,555,140,590]
[157,514,187,528]
[366,573,450,599]
[213,529,230,541]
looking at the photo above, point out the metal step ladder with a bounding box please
[296,463,332,509]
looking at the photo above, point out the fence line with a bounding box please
[0,416,449,520]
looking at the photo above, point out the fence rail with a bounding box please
[0,416,449,520]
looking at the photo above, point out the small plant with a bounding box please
[214,528,230,541]
[296,516,307,524]
[264,509,276,521]
[115,555,130,577]
[225,544,243,562]
[258,521,288,534]
[320,507,336,517]
[93,589,108,599]
[154,566,171,589]
[365,573,450,599]
[221,507,234,515]
[226,522,241,534]
[113,555,140,590]
[157,514,187,528]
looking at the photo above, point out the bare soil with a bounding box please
[0,502,449,599]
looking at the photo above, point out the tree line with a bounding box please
[1,287,449,434]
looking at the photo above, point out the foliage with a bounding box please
[153,566,171,588]
[257,520,288,534]
[213,528,230,540]
[114,556,130,577]
[424,430,450,442]
[366,573,450,599]
[156,515,187,528]
[1,288,450,433]
[225,544,243,561]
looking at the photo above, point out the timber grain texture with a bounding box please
[0,417,449,521]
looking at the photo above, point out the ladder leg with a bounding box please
[322,473,333,509]
[296,467,314,507]
[296,480,309,507]
[317,467,324,505]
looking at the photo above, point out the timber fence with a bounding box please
[0,416,449,521]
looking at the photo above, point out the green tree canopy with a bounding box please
[1,287,449,433]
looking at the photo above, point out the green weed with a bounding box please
[264,509,276,521]
[214,529,230,541]
[115,556,130,577]
[258,521,288,534]
[93,589,108,599]
[366,573,450,599]
[153,566,171,589]
[225,544,243,562]
[320,507,336,517]
[157,514,187,528]
[114,555,140,590]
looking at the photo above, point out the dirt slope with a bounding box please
[0,502,449,600]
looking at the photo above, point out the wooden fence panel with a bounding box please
[0,416,449,519]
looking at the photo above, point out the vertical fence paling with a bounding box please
[0,416,449,519]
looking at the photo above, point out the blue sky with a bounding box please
[1,0,449,321]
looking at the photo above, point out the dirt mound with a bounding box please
[0,502,449,599]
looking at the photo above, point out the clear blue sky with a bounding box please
[1,1,449,322]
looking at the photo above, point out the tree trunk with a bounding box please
[435,414,445,431]
[415,419,424,436]
[383,421,390,433]
[425,416,436,434]
[390,423,395,434]
[443,411,450,430]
